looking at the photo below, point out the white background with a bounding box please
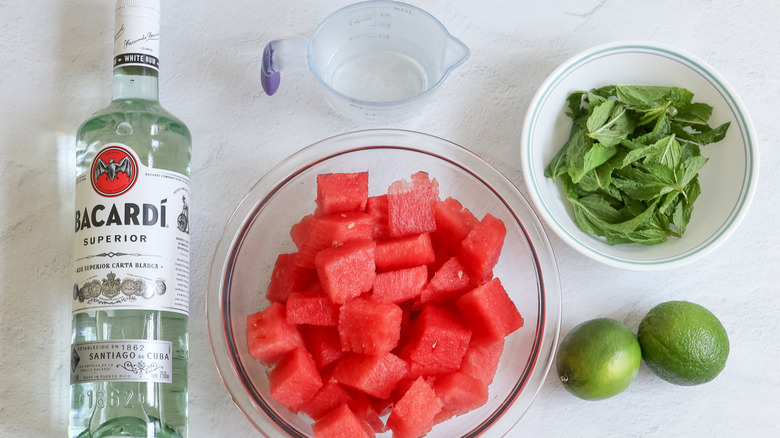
[1,0,778,436]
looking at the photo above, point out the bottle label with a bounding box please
[71,339,173,384]
[113,3,160,70]
[73,143,190,316]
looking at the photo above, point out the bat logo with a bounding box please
[95,157,133,183]
[91,145,138,197]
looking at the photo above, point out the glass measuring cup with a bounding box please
[261,0,470,123]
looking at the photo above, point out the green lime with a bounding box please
[637,300,729,386]
[555,318,642,401]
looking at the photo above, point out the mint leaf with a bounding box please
[613,163,677,201]
[616,85,693,109]
[569,194,660,240]
[634,109,673,144]
[567,139,617,184]
[544,123,583,180]
[672,177,701,234]
[586,100,635,147]
[544,84,729,245]
[566,91,588,123]
[676,155,709,194]
[622,134,682,169]
[674,102,713,126]
[672,121,731,146]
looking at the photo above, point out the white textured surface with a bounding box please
[1,0,777,436]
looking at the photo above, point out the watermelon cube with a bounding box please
[344,390,386,433]
[387,172,440,238]
[300,325,345,370]
[433,372,489,419]
[312,404,376,438]
[332,352,410,399]
[432,197,478,253]
[303,377,353,421]
[338,297,403,356]
[315,240,376,304]
[266,253,318,303]
[366,194,390,241]
[402,305,472,377]
[375,233,435,272]
[296,211,375,268]
[286,291,340,326]
[459,337,505,385]
[456,278,523,340]
[421,256,472,304]
[290,213,316,250]
[371,265,428,304]
[246,302,304,366]
[386,376,443,438]
[316,172,369,215]
[460,213,506,282]
[268,347,323,413]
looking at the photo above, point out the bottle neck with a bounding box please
[112,0,161,102]
[112,65,160,102]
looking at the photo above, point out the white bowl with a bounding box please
[521,41,759,271]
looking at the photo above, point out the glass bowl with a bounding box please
[207,129,561,437]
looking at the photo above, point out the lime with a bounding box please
[637,300,729,386]
[555,318,642,401]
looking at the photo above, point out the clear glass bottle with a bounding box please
[69,1,190,437]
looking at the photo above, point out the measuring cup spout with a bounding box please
[443,35,470,72]
[261,39,308,96]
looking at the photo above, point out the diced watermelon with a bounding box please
[433,372,489,420]
[300,325,345,370]
[296,212,375,269]
[459,336,505,385]
[246,302,304,366]
[338,297,403,356]
[286,291,340,326]
[249,170,521,431]
[387,172,440,238]
[312,403,376,438]
[394,301,416,354]
[332,352,409,399]
[432,197,478,253]
[375,233,435,272]
[369,394,394,418]
[386,376,417,406]
[266,253,318,303]
[290,213,316,250]
[268,347,323,413]
[427,234,455,276]
[371,265,428,304]
[344,390,386,433]
[456,277,523,341]
[421,256,472,304]
[460,213,507,282]
[315,240,376,304]
[366,195,390,240]
[303,376,353,421]
[386,376,443,438]
[402,305,472,377]
[316,172,369,215]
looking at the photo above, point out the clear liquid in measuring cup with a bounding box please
[328,50,428,102]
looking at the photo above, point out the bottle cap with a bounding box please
[114,0,161,70]
[116,0,161,14]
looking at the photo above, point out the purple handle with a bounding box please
[261,43,281,96]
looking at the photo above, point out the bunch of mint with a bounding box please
[545,85,730,245]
